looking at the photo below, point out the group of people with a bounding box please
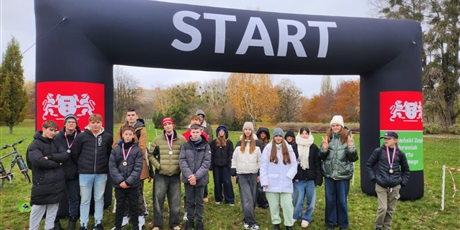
[26,109,410,230]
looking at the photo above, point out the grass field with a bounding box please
[0,120,459,229]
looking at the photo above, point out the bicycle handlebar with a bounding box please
[1,145,8,150]
[11,137,27,147]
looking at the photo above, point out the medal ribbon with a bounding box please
[386,146,397,170]
[122,143,134,161]
[65,132,78,149]
[165,132,174,151]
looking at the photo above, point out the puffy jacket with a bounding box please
[319,129,358,180]
[149,130,187,176]
[293,143,323,186]
[113,119,150,180]
[210,138,234,169]
[109,141,143,188]
[27,131,68,205]
[54,126,81,180]
[179,137,211,186]
[366,145,410,188]
[260,141,297,193]
[231,141,262,175]
[72,128,113,174]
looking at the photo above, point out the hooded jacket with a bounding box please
[72,128,113,174]
[109,141,143,188]
[27,131,68,205]
[113,119,150,180]
[210,125,234,169]
[54,126,81,180]
[179,136,211,186]
[366,145,410,188]
[256,127,271,148]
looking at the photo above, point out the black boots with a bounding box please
[185,220,194,230]
[273,224,280,230]
[68,216,78,230]
[285,226,293,230]
[54,219,63,230]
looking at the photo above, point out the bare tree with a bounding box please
[113,66,140,123]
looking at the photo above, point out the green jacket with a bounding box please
[149,130,187,176]
[319,132,358,180]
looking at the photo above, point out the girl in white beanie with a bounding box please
[320,115,358,230]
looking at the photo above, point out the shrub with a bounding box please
[448,123,460,135]
[423,123,445,134]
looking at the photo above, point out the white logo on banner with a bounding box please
[41,93,96,120]
[389,100,422,122]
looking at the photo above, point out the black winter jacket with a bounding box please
[27,131,68,205]
[54,127,81,180]
[210,138,234,169]
[366,145,410,188]
[293,143,323,186]
[109,141,143,188]
[72,128,113,174]
[179,137,211,186]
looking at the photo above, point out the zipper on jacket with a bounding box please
[94,135,98,173]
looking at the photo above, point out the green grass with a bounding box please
[0,121,459,229]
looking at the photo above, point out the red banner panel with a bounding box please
[380,91,423,131]
[36,82,105,130]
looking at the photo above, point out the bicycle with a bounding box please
[0,137,31,190]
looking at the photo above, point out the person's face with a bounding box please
[43,127,57,139]
[190,128,202,140]
[300,130,309,139]
[274,136,283,144]
[331,124,342,133]
[259,132,266,139]
[384,138,397,148]
[243,128,252,138]
[126,111,137,124]
[286,136,294,143]
[122,130,134,142]
[65,119,77,132]
[89,120,102,133]
[191,119,201,125]
[163,122,174,133]
[218,129,225,137]
[197,114,204,122]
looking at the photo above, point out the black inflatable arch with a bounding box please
[35,0,423,200]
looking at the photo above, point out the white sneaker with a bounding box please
[122,216,129,227]
[215,202,221,204]
[183,212,188,221]
[138,216,145,228]
[301,220,310,228]
[243,222,249,229]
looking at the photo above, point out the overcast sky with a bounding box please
[1,0,377,97]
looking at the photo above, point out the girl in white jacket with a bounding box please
[260,128,297,230]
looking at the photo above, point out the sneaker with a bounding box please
[243,222,250,229]
[183,212,188,221]
[196,221,204,230]
[121,216,129,227]
[94,223,104,230]
[79,227,88,230]
[229,203,235,206]
[138,216,145,229]
[301,220,309,228]
[215,201,221,204]
[152,227,160,230]
[250,223,260,230]
[173,225,181,230]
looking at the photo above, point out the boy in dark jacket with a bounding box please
[54,114,81,230]
[27,120,68,230]
[72,114,113,230]
[109,126,143,230]
[366,131,410,230]
[179,124,211,230]
[210,125,235,205]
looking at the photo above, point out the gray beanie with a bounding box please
[64,114,78,125]
[195,109,205,117]
[273,128,284,138]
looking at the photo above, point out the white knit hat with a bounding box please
[242,122,254,132]
[330,115,344,127]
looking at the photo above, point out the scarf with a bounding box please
[295,132,314,170]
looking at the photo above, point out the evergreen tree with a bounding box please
[0,38,28,134]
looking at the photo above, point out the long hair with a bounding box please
[216,136,227,147]
[269,140,291,165]
[326,126,349,144]
[240,133,256,154]
[299,126,310,135]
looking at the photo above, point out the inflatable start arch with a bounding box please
[35,0,424,200]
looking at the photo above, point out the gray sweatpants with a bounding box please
[29,203,59,230]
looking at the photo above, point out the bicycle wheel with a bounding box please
[17,159,31,183]
[0,165,6,190]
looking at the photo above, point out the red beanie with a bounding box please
[162,117,174,126]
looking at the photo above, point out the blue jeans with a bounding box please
[293,180,316,222]
[324,178,350,228]
[237,173,258,226]
[153,174,181,228]
[79,174,107,227]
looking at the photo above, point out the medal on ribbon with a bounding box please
[122,143,134,167]
[165,132,174,155]
[65,131,78,154]
[386,146,397,174]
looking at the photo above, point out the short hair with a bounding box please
[42,120,58,130]
[190,115,201,122]
[88,114,103,122]
[190,124,201,130]
[123,126,135,133]
[127,107,136,113]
